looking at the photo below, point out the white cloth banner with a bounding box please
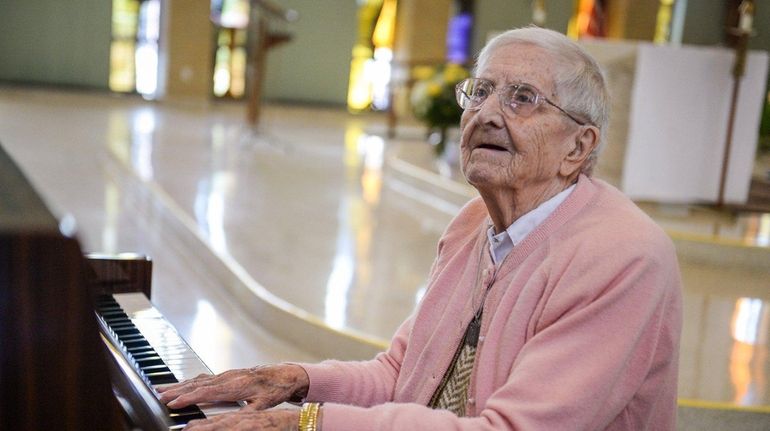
[622,44,768,204]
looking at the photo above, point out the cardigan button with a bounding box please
[481,267,495,284]
[468,397,475,404]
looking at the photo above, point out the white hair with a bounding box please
[475,26,610,175]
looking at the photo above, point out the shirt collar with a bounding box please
[486,183,576,265]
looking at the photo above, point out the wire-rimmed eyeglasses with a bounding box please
[455,78,586,126]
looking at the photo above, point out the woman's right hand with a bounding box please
[156,363,309,411]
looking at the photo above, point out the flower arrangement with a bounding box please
[410,63,469,155]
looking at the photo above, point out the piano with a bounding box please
[0,143,240,429]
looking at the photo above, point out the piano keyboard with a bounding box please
[95,292,241,429]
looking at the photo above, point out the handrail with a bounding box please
[252,0,298,22]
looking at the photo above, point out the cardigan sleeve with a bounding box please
[306,230,681,431]
[295,198,487,408]
[296,311,414,407]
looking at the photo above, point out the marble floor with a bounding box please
[1,86,769,417]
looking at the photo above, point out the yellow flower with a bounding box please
[442,63,469,83]
[410,63,468,129]
[426,82,442,97]
[411,65,436,81]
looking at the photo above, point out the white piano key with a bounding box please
[112,293,242,419]
[114,293,212,382]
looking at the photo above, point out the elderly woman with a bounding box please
[159,27,682,430]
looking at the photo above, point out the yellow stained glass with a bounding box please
[230,47,247,97]
[213,26,249,98]
[372,0,396,49]
[213,46,232,97]
[654,0,675,44]
[109,40,136,92]
[112,0,139,39]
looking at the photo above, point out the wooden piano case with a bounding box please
[0,144,126,429]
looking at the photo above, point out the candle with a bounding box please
[738,1,754,33]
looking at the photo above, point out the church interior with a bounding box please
[1,0,769,429]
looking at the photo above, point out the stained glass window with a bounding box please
[211,0,250,98]
[109,0,160,98]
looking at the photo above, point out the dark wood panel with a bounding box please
[0,142,126,429]
[86,254,153,299]
[0,233,124,429]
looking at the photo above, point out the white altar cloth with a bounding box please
[622,43,768,204]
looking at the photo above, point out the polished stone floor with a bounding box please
[1,86,768,415]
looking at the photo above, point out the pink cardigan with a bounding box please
[299,175,682,430]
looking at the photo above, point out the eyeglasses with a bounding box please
[455,78,586,126]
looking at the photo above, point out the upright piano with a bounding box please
[0,144,239,430]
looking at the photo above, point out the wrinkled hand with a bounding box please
[183,408,299,431]
[157,364,309,410]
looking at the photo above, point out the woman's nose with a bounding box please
[475,92,506,129]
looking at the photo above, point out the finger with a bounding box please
[158,374,213,395]
[156,375,208,393]
[166,386,221,408]
[182,417,209,430]
[183,411,250,430]
[184,410,298,431]
[155,383,174,393]
[158,374,220,403]
[164,367,294,409]
[166,375,252,408]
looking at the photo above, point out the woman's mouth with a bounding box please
[475,143,508,152]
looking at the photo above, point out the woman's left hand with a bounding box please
[183,408,298,430]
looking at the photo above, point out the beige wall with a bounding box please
[623,0,660,41]
[161,0,214,104]
[472,0,573,54]
[261,0,358,105]
[0,0,111,88]
[394,0,451,65]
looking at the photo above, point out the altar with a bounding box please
[582,41,768,205]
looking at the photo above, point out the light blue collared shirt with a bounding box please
[486,184,576,265]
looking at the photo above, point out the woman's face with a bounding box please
[459,43,582,196]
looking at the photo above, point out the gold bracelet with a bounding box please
[298,402,320,431]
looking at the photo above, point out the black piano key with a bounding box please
[147,372,178,385]
[118,333,146,343]
[135,356,165,367]
[96,304,122,313]
[113,327,141,337]
[145,369,175,378]
[130,350,160,360]
[104,316,131,325]
[125,342,153,351]
[101,310,129,318]
[127,347,156,357]
[96,294,243,426]
[110,323,141,335]
[124,345,151,355]
[95,296,119,307]
[140,364,172,373]
[105,317,134,325]
[169,405,203,414]
[130,348,159,356]
[123,339,151,349]
[168,406,207,425]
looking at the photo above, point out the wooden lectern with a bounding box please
[246,0,298,127]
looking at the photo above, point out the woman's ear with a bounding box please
[560,125,599,177]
